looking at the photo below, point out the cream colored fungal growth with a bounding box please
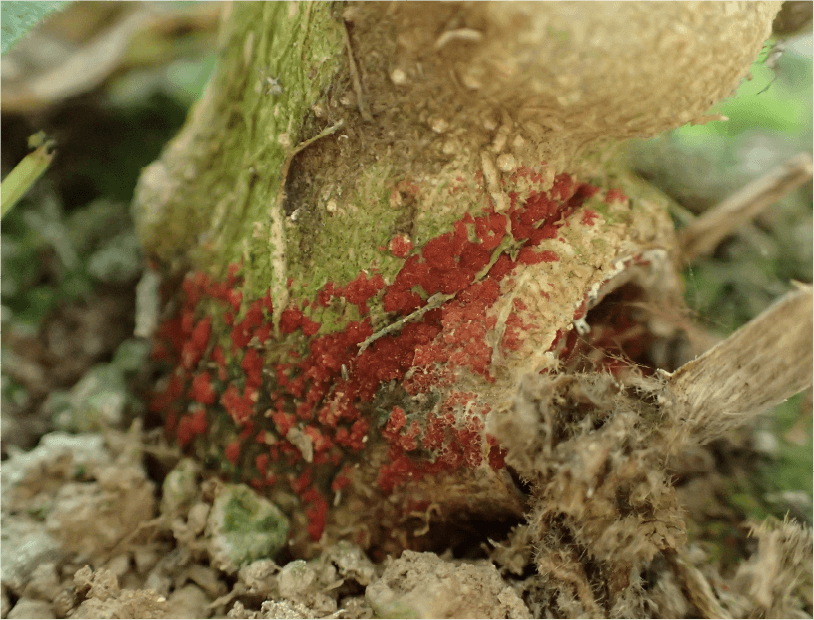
[359,2,782,175]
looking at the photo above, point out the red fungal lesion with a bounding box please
[501,310,536,353]
[580,209,599,226]
[190,371,217,404]
[604,188,628,203]
[334,272,385,315]
[149,172,624,541]
[375,399,489,494]
[388,235,413,258]
[176,407,208,448]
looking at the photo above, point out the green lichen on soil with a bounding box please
[225,492,262,532]
[215,484,290,563]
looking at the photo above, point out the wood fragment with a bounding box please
[661,285,813,444]
[678,153,813,261]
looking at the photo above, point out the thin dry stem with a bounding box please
[679,153,813,261]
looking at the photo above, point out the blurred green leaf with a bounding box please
[164,51,218,104]
[1,141,56,218]
[86,231,142,283]
[1,1,70,55]
[676,38,813,142]
[112,339,151,376]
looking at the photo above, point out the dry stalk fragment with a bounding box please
[678,153,813,261]
[661,285,813,445]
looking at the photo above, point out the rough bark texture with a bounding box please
[132,2,786,559]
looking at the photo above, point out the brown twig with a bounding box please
[678,153,813,262]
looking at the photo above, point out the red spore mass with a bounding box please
[180,317,211,369]
[241,348,264,390]
[225,441,241,465]
[517,247,559,265]
[221,383,254,426]
[389,235,413,258]
[190,371,217,404]
[604,188,628,203]
[335,272,385,315]
[581,209,599,226]
[149,172,608,540]
[177,408,208,447]
[279,307,304,335]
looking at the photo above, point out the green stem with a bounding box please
[1,140,55,219]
